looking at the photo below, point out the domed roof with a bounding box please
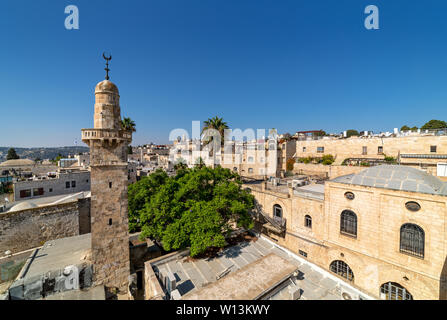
[9,201,38,212]
[95,80,119,94]
[332,165,447,196]
[0,159,35,167]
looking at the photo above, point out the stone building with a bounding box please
[246,165,447,300]
[12,170,90,201]
[82,76,132,292]
[294,134,447,177]
[171,139,281,179]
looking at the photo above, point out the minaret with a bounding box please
[82,55,132,292]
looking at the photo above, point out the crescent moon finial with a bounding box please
[102,52,112,80]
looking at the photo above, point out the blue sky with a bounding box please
[0,0,446,147]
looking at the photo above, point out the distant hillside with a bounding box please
[0,146,89,162]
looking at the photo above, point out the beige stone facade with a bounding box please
[246,167,447,300]
[295,135,447,170]
[82,79,132,292]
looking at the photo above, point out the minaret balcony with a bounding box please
[81,128,132,144]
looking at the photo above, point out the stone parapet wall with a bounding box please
[0,199,90,254]
[293,163,365,179]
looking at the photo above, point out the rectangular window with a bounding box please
[49,188,53,192]
[378,146,383,154]
[32,188,44,196]
[299,250,308,258]
[431,146,437,153]
[317,147,324,153]
[20,189,31,198]
[362,146,367,155]
[66,181,70,188]
[303,147,306,152]
[71,180,76,188]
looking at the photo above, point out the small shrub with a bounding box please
[321,154,335,166]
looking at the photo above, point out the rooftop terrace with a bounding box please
[149,235,361,300]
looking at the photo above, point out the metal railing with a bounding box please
[253,202,286,232]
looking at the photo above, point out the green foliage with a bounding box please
[202,116,229,145]
[346,130,359,138]
[401,125,411,131]
[313,130,326,137]
[122,117,136,132]
[128,169,169,233]
[127,146,133,155]
[297,157,313,164]
[360,162,370,167]
[136,166,255,257]
[194,157,205,168]
[384,155,397,164]
[286,158,295,171]
[421,120,447,130]
[51,153,63,164]
[411,126,418,132]
[321,154,335,165]
[6,148,19,160]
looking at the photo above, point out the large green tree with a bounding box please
[421,120,447,130]
[6,148,19,160]
[346,129,359,138]
[134,166,254,257]
[128,169,169,232]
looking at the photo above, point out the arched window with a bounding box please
[233,167,238,172]
[400,224,425,258]
[330,260,354,282]
[340,210,357,237]
[305,215,312,229]
[380,282,413,300]
[273,204,283,218]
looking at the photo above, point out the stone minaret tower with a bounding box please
[81,57,132,292]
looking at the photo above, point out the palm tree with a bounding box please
[122,117,136,132]
[202,116,229,145]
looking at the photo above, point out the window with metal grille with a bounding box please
[305,215,312,228]
[430,145,437,153]
[340,210,357,237]
[273,204,283,218]
[330,260,354,282]
[378,146,383,154]
[380,282,413,300]
[317,147,324,153]
[400,224,424,258]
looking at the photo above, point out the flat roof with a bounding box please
[294,184,325,201]
[152,236,342,300]
[182,253,297,300]
[42,285,105,300]
[21,234,91,280]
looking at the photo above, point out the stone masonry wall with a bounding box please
[0,199,91,254]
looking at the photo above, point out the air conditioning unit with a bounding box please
[291,179,307,188]
[164,271,176,295]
